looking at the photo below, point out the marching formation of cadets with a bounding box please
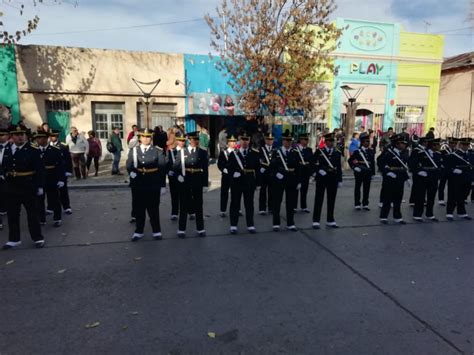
[0,123,473,250]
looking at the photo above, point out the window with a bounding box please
[137,102,177,130]
[46,100,70,112]
[394,105,425,136]
[92,102,124,140]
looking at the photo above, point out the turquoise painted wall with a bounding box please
[0,45,20,123]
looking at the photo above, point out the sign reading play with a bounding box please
[350,62,384,75]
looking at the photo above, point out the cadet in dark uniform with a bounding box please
[49,129,73,215]
[270,130,300,232]
[1,125,45,249]
[438,137,457,206]
[217,135,237,217]
[228,132,260,234]
[126,128,167,241]
[409,138,443,222]
[349,132,375,210]
[167,131,186,221]
[294,133,313,213]
[379,134,410,224]
[258,132,275,215]
[34,129,65,227]
[445,137,473,221]
[173,131,209,238]
[312,133,343,229]
[409,137,430,206]
[0,128,10,230]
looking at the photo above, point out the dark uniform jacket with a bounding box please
[51,141,73,175]
[378,147,410,181]
[217,148,233,175]
[349,146,376,177]
[408,147,443,178]
[294,145,314,176]
[38,144,65,188]
[228,148,260,188]
[444,149,473,182]
[259,145,275,169]
[126,145,167,190]
[1,142,45,191]
[313,147,343,183]
[173,147,209,187]
[270,147,301,184]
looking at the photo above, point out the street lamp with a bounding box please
[341,85,364,165]
[132,78,161,129]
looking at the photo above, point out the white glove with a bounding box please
[260,167,266,174]
[387,172,397,179]
[296,184,301,190]
[338,182,343,188]
[354,167,362,173]
[177,175,184,183]
[160,187,167,195]
[417,171,428,177]
[0,175,5,181]
[276,173,284,180]
[65,172,73,177]
[37,188,44,196]
[233,172,241,178]
[129,172,137,179]
[203,186,209,193]
[168,171,175,177]
[223,168,228,174]
[453,169,462,175]
[318,169,327,176]
[57,181,65,188]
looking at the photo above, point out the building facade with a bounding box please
[0,46,20,124]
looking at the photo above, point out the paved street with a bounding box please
[0,180,473,354]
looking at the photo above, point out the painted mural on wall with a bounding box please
[191,93,245,116]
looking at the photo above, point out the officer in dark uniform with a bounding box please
[34,129,65,227]
[294,132,313,213]
[409,138,444,222]
[0,128,11,230]
[445,137,473,221]
[217,135,237,217]
[126,128,167,241]
[379,134,410,224]
[258,132,275,215]
[438,137,458,205]
[173,131,209,238]
[1,124,45,249]
[228,132,260,234]
[167,131,187,221]
[409,137,430,206]
[349,132,375,210]
[49,129,73,215]
[270,130,300,232]
[312,133,342,229]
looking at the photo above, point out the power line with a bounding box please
[29,17,209,36]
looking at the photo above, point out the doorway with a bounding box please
[355,109,374,131]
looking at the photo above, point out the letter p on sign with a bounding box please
[350,63,359,74]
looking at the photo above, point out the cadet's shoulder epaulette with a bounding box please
[200,147,207,151]
[51,144,60,150]
[335,148,342,154]
[60,142,68,147]
[251,148,259,153]
[30,143,39,149]
[155,145,163,150]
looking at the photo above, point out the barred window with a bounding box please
[46,100,70,112]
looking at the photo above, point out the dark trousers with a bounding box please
[71,153,87,179]
[60,179,71,210]
[86,155,100,174]
[409,175,420,204]
[438,175,447,201]
[296,172,311,209]
[230,182,255,227]
[0,180,6,226]
[259,173,273,212]
[413,176,439,218]
[379,179,387,204]
[380,178,405,220]
[447,177,469,215]
[272,178,297,226]
[354,175,371,206]
[313,176,338,223]
[6,186,43,242]
[133,188,161,234]
[178,180,204,231]
[220,174,231,213]
[130,188,136,219]
[169,176,179,216]
[38,186,62,222]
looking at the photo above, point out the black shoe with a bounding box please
[220,212,227,218]
[446,215,454,221]
[462,215,472,220]
[170,215,178,221]
[380,219,389,224]
[0,224,3,230]
[238,210,243,216]
[129,217,136,223]
[312,222,320,230]
[230,228,237,235]
[64,208,73,215]
[189,214,196,221]
[272,226,280,232]
[428,217,439,222]
[131,233,144,242]
[198,231,207,238]
[35,240,45,249]
[177,232,186,239]
[248,228,257,234]
[395,220,407,225]
[363,206,370,211]
[53,221,62,228]
[153,233,163,240]
[302,208,311,213]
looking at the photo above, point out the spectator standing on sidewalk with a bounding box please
[199,128,210,153]
[86,130,102,177]
[108,127,123,175]
[127,125,138,144]
[66,126,88,179]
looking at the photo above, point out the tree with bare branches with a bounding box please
[205,0,341,120]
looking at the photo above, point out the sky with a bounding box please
[1,0,472,57]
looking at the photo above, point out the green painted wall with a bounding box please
[0,45,20,123]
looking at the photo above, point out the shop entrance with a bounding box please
[355,109,373,131]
